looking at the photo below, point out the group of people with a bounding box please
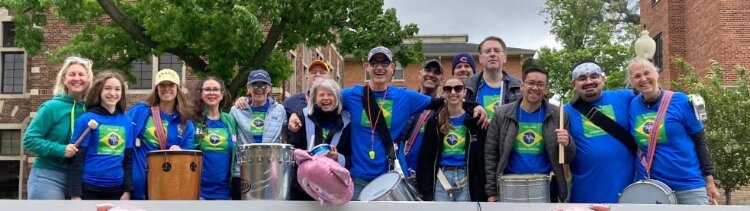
[23,35,718,206]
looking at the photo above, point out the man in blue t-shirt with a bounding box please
[464,36,522,119]
[397,59,444,181]
[484,67,573,202]
[563,60,636,203]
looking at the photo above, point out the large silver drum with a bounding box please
[359,172,419,201]
[238,143,295,200]
[498,174,550,203]
[619,179,677,204]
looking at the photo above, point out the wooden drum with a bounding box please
[147,150,202,200]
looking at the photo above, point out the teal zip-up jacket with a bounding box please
[23,94,86,171]
[194,112,240,178]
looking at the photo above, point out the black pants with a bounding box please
[82,189,123,200]
[231,176,242,200]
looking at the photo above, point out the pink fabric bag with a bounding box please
[294,149,353,205]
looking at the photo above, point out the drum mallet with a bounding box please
[74,119,99,147]
[558,102,565,164]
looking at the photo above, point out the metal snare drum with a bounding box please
[619,179,677,204]
[498,174,550,203]
[310,144,332,156]
[238,143,295,200]
[359,172,419,201]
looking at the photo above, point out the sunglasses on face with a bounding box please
[369,60,391,67]
[442,85,464,93]
[249,83,269,89]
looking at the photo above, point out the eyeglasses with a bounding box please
[442,85,464,93]
[249,83,269,89]
[201,88,221,94]
[369,60,391,67]
[481,48,505,54]
[524,81,547,88]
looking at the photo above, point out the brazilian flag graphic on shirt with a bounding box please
[251,111,266,137]
[514,122,544,154]
[98,125,126,155]
[144,117,168,147]
[483,95,502,119]
[360,99,393,127]
[633,112,668,145]
[200,128,228,152]
[582,105,616,137]
[443,125,467,155]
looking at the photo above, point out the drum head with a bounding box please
[619,181,674,204]
[359,173,401,201]
[147,149,202,156]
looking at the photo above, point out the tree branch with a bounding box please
[228,15,288,97]
[96,0,208,71]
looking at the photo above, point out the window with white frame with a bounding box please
[129,53,184,89]
[0,130,21,155]
[1,20,26,94]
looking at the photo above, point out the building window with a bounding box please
[654,33,663,70]
[158,53,183,76]
[652,0,660,6]
[0,130,21,155]
[394,61,404,80]
[2,21,14,47]
[130,59,153,89]
[2,52,24,94]
[0,160,20,199]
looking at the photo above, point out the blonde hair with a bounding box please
[53,56,94,96]
[307,78,342,115]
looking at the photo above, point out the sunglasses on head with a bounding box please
[442,85,464,93]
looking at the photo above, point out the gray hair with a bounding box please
[626,57,659,77]
[53,56,94,96]
[307,78,342,115]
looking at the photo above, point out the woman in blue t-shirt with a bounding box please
[68,71,134,200]
[626,57,719,205]
[416,77,487,202]
[192,77,238,200]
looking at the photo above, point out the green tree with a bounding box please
[672,58,750,205]
[0,0,423,97]
[535,0,639,97]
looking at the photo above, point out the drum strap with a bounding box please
[436,168,467,192]
[572,97,638,154]
[643,91,674,177]
[362,85,397,167]
[151,106,167,150]
[403,110,431,155]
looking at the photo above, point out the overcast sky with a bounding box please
[383,0,560,50]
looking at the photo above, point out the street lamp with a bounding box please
[634,30,656,59]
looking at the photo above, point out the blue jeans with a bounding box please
[352,177,371,201]
[675,187,709,205]
[27,168,68,200]
[433,168,469,202]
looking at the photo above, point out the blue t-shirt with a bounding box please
[71,111,135,189]
[196,118,234,199]
[505,105,550,174]
[564,89,635,203]
[476,80,503,119]
[441,113,468,167]
[127,102,196,199]
[342,85,431,180]
[250,102,269,143]
[629,92,705,191]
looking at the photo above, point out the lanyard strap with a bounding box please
[645,91,674,177]
[151,106,168,150]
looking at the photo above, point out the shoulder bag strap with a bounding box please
[571,98,638,154]
[645,91,674,177]
[150,106,167,150]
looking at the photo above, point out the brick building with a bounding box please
[342,34,535,89]
[0,8,342,199]
[640,0,750,85]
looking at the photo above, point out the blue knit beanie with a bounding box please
[451,52,477,74]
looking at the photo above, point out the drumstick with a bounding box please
[558,101,564,164]
[74,119,99,147]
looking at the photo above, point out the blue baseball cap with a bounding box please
[247,69,271,84]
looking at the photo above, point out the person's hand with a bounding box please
[487,195,497,202]
[234,96,249,110]
[589,204,611,211]
[706,175,720,204]
[288,113,302,132]
[473,105,489,129]
[555,129,570,147]
[169,145,182,150]
[64,144,79,158]
[552,204,610,211]
[325,146,339,161]
[120,192,130,200]
[71,196,82,200]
